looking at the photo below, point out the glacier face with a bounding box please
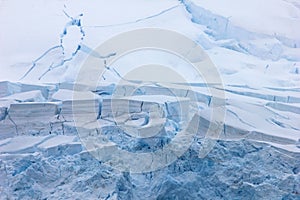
[0,135,299,199]
[0,0,300,199]
[0,81,299,199]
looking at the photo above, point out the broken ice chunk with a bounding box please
[60,99,100,122]
[0,81,21,98]
[9,103,58,122]
[0,90,46,102]
[6,103,59,135]
[101,95,190,123]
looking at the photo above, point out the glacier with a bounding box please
[0,0,300,199]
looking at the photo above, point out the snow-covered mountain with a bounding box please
[0,0,299,199]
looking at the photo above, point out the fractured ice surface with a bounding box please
[9,103,58,122]
[0,90,46,103]
[101,95,189,123]
[0,79,299,198]
[0,81,300,199]
[1,0,300,199]
[0,106,7,121]
[60,99,100,122]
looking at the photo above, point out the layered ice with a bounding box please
[0,79,299,199]
[0,0,300,199]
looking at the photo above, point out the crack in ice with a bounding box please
[20,6,116,81]
[84,4,181,28]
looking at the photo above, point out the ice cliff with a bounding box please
[0,0,299,199]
